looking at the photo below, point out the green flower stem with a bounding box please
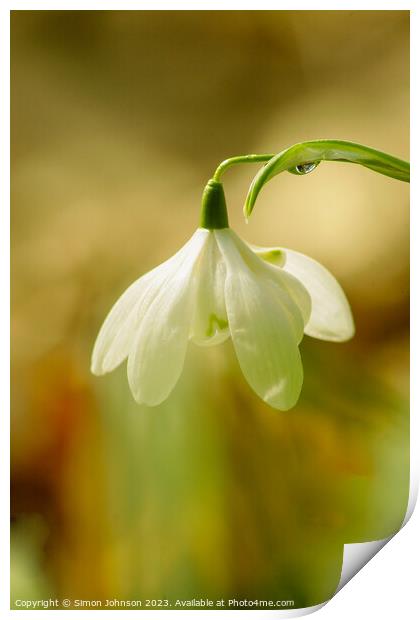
[204,140,409,227]
[212,154,275,182]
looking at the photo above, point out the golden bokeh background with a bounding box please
[11,10,409,609]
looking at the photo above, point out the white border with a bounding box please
[3,3,417,618]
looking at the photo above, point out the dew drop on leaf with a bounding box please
[294,161,320,175]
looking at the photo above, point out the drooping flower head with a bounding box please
[91,177,354,410]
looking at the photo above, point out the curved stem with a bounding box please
[208,141,409,225]
[243,140,410,217]
[213,154,274,182]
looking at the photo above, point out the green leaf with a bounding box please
[244,140,410,217]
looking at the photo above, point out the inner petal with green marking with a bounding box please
[250,245,286,267]
[191,232,230,346]
[206,313,229,337]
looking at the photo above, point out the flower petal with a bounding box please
[127,229,208,405]
[262,263,312,329]
[283,248,355,342]
[91,230,208,375]
[232,231,310,341]
[216,230,303,410]
[249,244,286,267]
[191,231,229,347]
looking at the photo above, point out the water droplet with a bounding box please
[294,161,320,175]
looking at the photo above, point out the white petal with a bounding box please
[191,231,229,346]
[282,248,355,342]
[91,230,208,375]
[216,230,303,410]
[249,244,286,267]
[127,229,208,405]
[231,231,309,341]
[262,263,312,329]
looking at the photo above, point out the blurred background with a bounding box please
[11,10,409,609]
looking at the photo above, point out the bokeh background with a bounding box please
[11,10,409,610]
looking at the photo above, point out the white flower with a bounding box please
[91,227,354,410]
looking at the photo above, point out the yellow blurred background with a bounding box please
[11,10,409,609]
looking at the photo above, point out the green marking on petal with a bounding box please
[205,313,229,337]
[260,249,284,263]
[253,247,286,267]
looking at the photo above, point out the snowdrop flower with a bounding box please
[91,180,354,410]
